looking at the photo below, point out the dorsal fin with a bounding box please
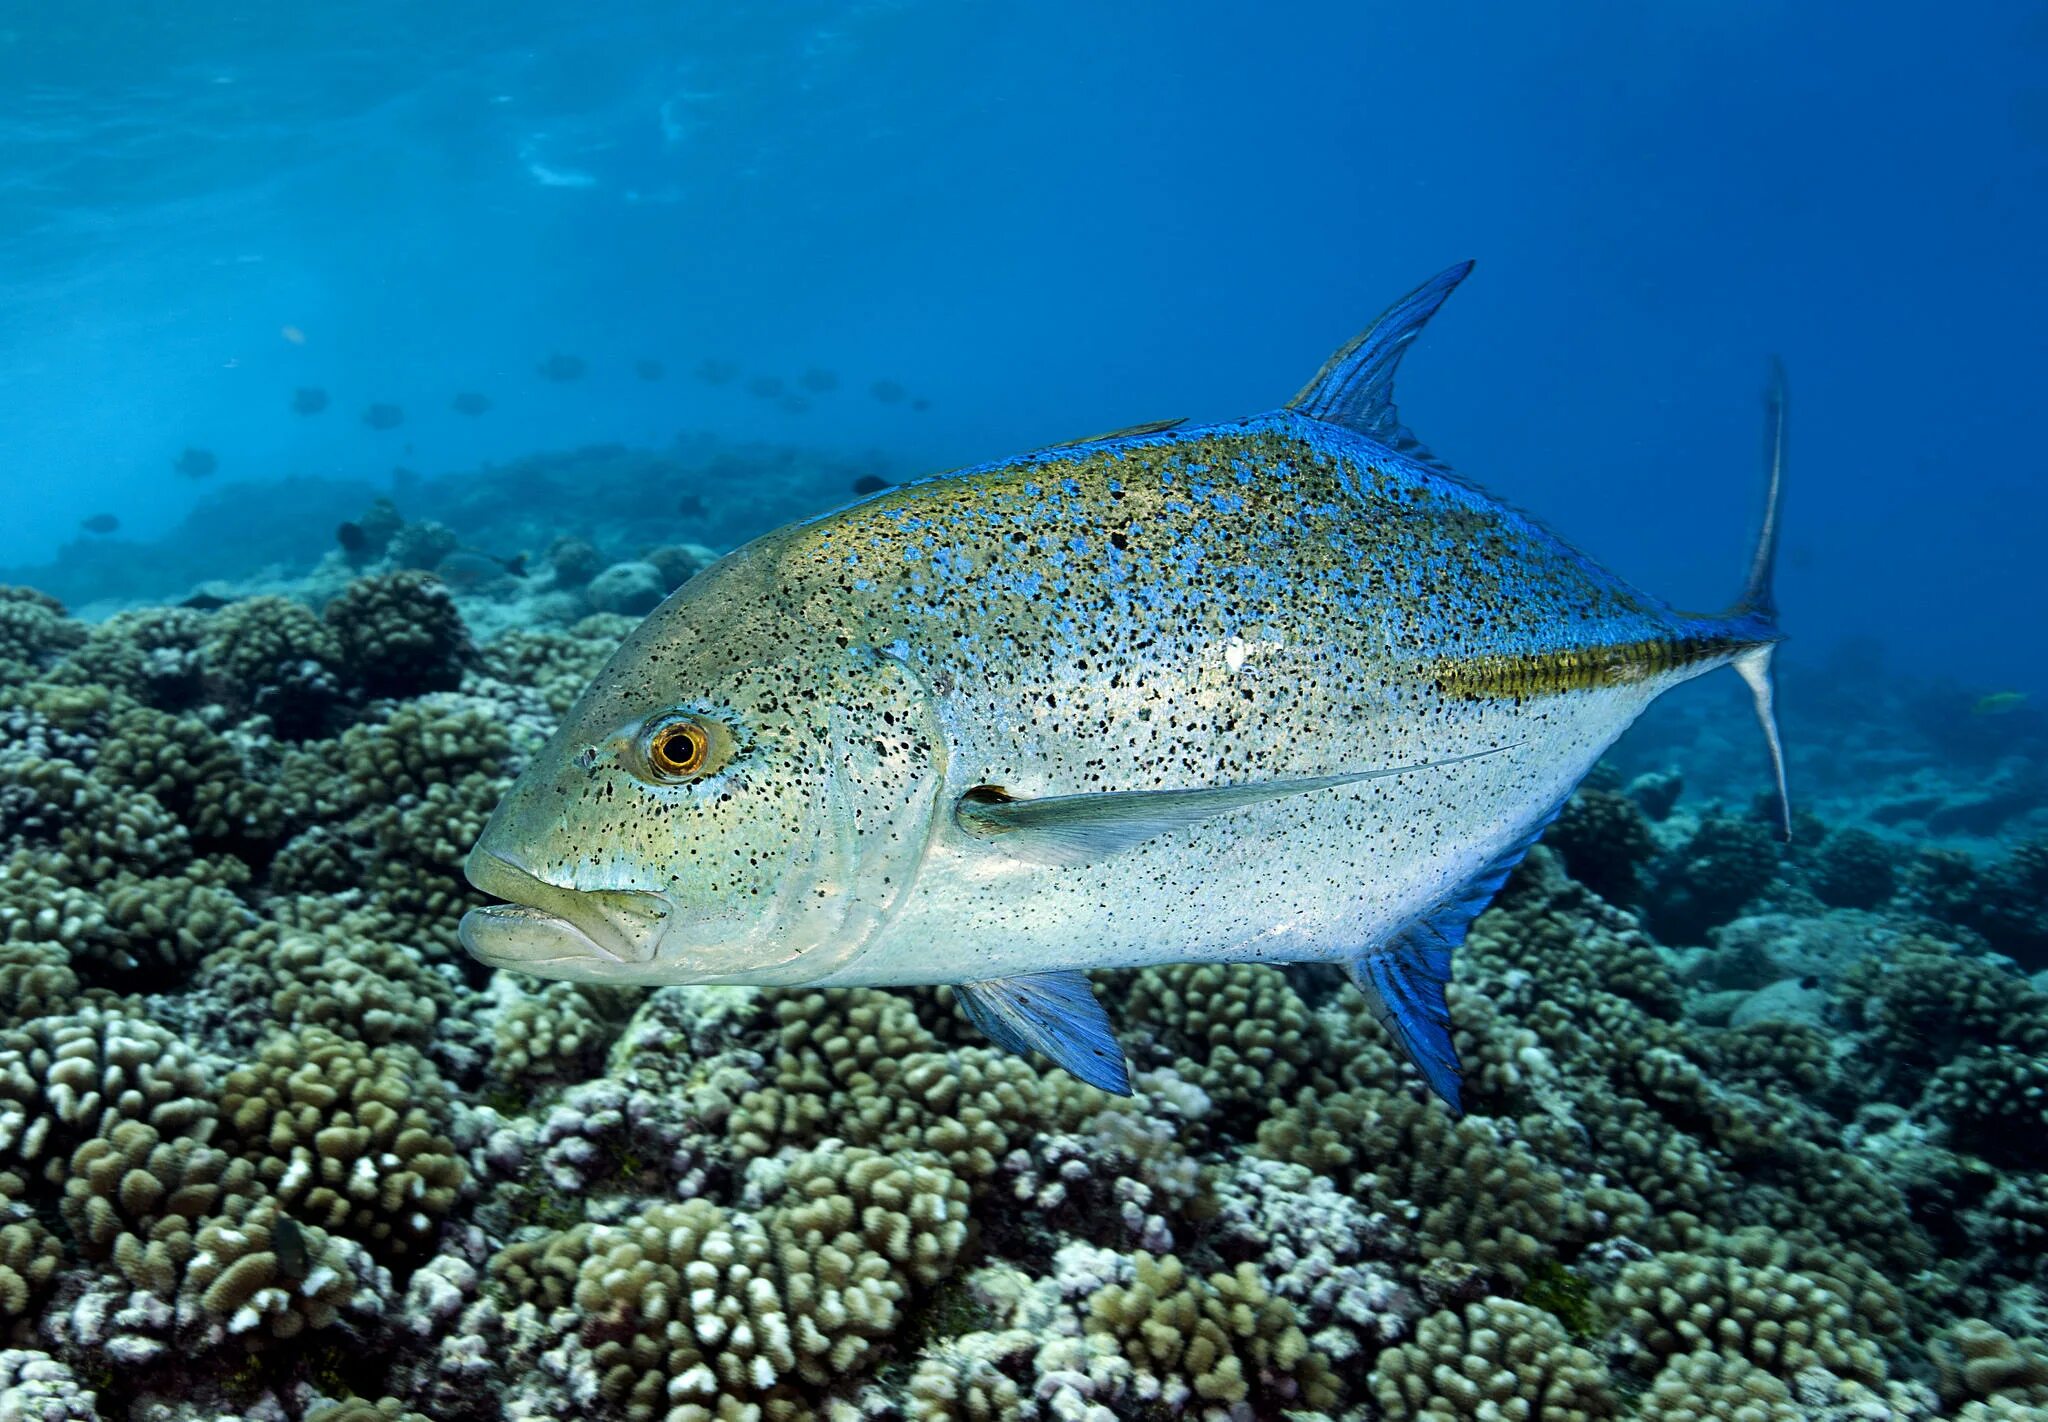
[1286,261,1474,470]
[1035,417,1187,454]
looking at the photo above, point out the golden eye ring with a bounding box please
[646,718,712,780]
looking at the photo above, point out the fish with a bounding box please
[851,474,890,495]
[292,386,329,415]
[361,403,405,431]
[1973,691,2028,716]
[538,353,587,382]
[281,325,307,345]
[452,391,494,416]
[635,358,666,381]
[747,374,785,400]
[337,521,369,555]
[179,592,234,611]
[676,493,707,519]
[871,378,906,404]
[173,447,218,477]
[80,513,120,535]
[460,263,1789,1111]
[271,1214,308,1281]
[694,359,739,385]
[800,367,840,393]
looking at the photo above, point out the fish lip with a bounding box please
[458,902,627,969]
[462,847,668,966]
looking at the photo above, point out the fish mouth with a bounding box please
[459,848,669,974]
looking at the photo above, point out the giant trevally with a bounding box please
[459,263,1787,1110]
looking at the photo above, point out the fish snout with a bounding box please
[460,847,669,977]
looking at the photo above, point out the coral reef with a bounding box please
[1,513,2045,1422]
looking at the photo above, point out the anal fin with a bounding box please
[1346,797,1566,1112]
[955,972,1132,1095]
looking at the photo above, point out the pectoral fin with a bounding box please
[954,747,1511,867]
[955,972,1131,1095]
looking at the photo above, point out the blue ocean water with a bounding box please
[4,2,2043,680]
[5,7,2048,1420]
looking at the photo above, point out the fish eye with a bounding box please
[635,713,732,784]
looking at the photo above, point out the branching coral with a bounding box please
[727,988,1102,1183]
[1,1172,60,1319]
[1122,963,1326,1118]
[1612,1233,1889,1383]
[1649,812,1783,943]
[199,595,345,705]
[564,1144,974,1419]
[1082,1251,1338,1412]
[0,586,87,668]
[1810,827,1900,909]
[94,704,285,848]
[0,1005,215,1186]
[1932,1320,2048,1405]
[1545,786,1657,905]
[1367,1297,1616,1420]
[326,571,473,695]
[178,1191,364,1344]
[217,1027,465,1263]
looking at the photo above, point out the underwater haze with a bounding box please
[3,2,2046,681]
[4,3,2048,1421]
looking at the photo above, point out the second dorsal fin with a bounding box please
[1287,261,1473,469]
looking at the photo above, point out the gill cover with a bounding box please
[749,645,949,984]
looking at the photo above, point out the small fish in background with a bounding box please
[634,358,665,381]
[280,325,307,345]
[537,353,587,382]
[451,391,494,416]
[336,521,370,561]
[439,547,531,588]
[747,374,785,399]
[912,396,932,412]
[362,403,405,431]
[179,591,234,611]
[870,378,906,404]
[850,474,889,495]
[271,1215,309,1283]
[80,513,120,535]
[291,386,329,415]
[174,447,218,477]
[694,358,738,385]
[777,393,811,414]
[675,493,706,519]
[799,367,839,394]
[1974,691,2029,716]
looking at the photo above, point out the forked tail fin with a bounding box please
[1733,361,1790,840]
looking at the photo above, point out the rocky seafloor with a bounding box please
[3,452,2047,1422]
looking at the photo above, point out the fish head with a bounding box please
[461,548,944,987]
